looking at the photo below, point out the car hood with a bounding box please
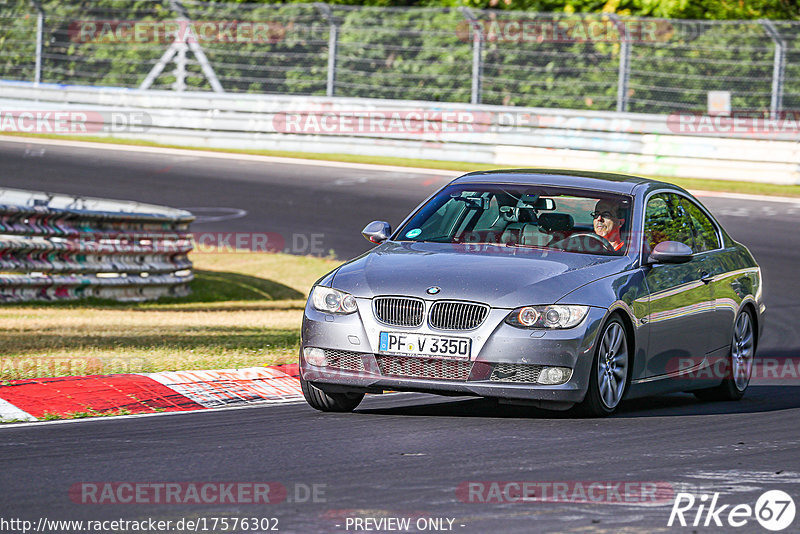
[331,241,631,308]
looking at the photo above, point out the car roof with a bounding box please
[453,169,679,196]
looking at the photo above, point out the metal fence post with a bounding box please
[327,24,338,97]
[760,20,785,120]
[174,44,187,92]
[610,15,630,113]
[31,0,44,85]
[460,7,482,105]
[316,4,337,97]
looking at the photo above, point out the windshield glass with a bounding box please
[395,184,633,256]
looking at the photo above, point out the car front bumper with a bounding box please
[300,299,608,408]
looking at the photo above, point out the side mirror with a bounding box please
[362,221,392,244]
[648,241,693,264]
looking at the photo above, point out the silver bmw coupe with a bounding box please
[300,170,764,416]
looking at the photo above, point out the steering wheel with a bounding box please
[554,232,616,254]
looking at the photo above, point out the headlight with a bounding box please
[505,305,589,329]
[311,286,358,315]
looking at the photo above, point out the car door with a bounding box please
[678,197,730,354]
[642,192,715,377]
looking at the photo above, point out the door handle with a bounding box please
[700,271,714,284]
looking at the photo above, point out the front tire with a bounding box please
[301,377,364,412]
[694,309,755,402]
[577,316,630,417]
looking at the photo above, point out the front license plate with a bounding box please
[379,332,471,360]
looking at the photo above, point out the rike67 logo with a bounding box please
[669,490,796,531]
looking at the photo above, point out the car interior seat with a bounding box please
[539,213,575,246]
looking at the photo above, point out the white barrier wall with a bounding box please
[1,81,798,184]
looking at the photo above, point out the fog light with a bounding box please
[303,347,327,367]
[537,367,571,385]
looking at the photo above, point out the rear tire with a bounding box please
[300,377,364,412]
[576,316,630,417]
[694,308,755,402]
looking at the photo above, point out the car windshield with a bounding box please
[395,184,633,256]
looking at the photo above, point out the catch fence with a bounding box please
[2,1,798,115]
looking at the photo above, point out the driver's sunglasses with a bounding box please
[591,210,615,220]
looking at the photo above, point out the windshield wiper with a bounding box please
[407,236,452,243]
[504,242,549,250]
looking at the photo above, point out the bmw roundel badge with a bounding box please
[426,286,441,295]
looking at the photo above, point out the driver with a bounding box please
[591,200,626,252]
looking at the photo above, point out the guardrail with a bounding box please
[1,81,799,185]
[0,187,194,302]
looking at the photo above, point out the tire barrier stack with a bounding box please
[0,188,194,302]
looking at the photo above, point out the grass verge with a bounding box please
[0,251,342,380]
[40,408,133,421]
[3,132,800,198]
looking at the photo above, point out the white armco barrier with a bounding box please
[0,187,194,302]
[1,81,798,185]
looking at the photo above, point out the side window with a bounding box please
[644,193,695,251]
[644,195,670,250]
[681,198,720,253]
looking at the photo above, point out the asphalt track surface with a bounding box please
[1,138,799,533]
